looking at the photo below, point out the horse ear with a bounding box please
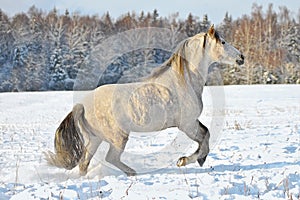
[208,24,215,37]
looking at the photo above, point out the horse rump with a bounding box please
[45,105,85,170]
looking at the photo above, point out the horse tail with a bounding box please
[45,104,86,170]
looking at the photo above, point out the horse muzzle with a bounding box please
[236,54,245,65]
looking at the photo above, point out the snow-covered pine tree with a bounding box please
[185,13,196,37]
[10,13,33,91]
[280,22,300,83]
[0,10,14,91]
[100,12,114,35]
[0,10,13,66]
[218,12,233,41]
[45,9,70,90]
[285,24,300,63]
[63,13,91,90]
[199,14,210,32]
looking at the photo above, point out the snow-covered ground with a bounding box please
[0,85,299,199]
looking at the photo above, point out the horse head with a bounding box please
[204,25,244,66]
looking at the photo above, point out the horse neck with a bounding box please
[183,49,212,98]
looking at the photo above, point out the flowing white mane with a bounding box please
[148,32,217,84]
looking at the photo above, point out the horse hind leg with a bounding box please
[177,121,210,167]
[79,138,102,176]
[72,104,103,176]
[105,138,136,176]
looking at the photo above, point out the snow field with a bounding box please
[0,85,299,199]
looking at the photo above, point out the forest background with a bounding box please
[0,3,299,92]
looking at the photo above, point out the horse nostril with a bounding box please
[236,59,244,65]
[236,54,245,65]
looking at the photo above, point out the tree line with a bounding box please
[0,4,299,92]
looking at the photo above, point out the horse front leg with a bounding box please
[177,120,210,167]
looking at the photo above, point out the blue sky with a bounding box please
[1,0,299,24]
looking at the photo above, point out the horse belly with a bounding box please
[127,102,178,132]
[117,83,179,132]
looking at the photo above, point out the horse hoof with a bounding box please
[197,155,207,167]
[79,169,88,176]
[177,157,188,167]
[126,169,137,176]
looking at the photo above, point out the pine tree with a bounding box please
[63,14,91,89]
[0,10,13,66]
[284,24,300,63]
[199,14,210,32]
[45,9,69,90]
[152,9,159,26]
[101,12,114,35]
[9,13,32,91]
[185,13,196,37]
[219,12,233,41]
